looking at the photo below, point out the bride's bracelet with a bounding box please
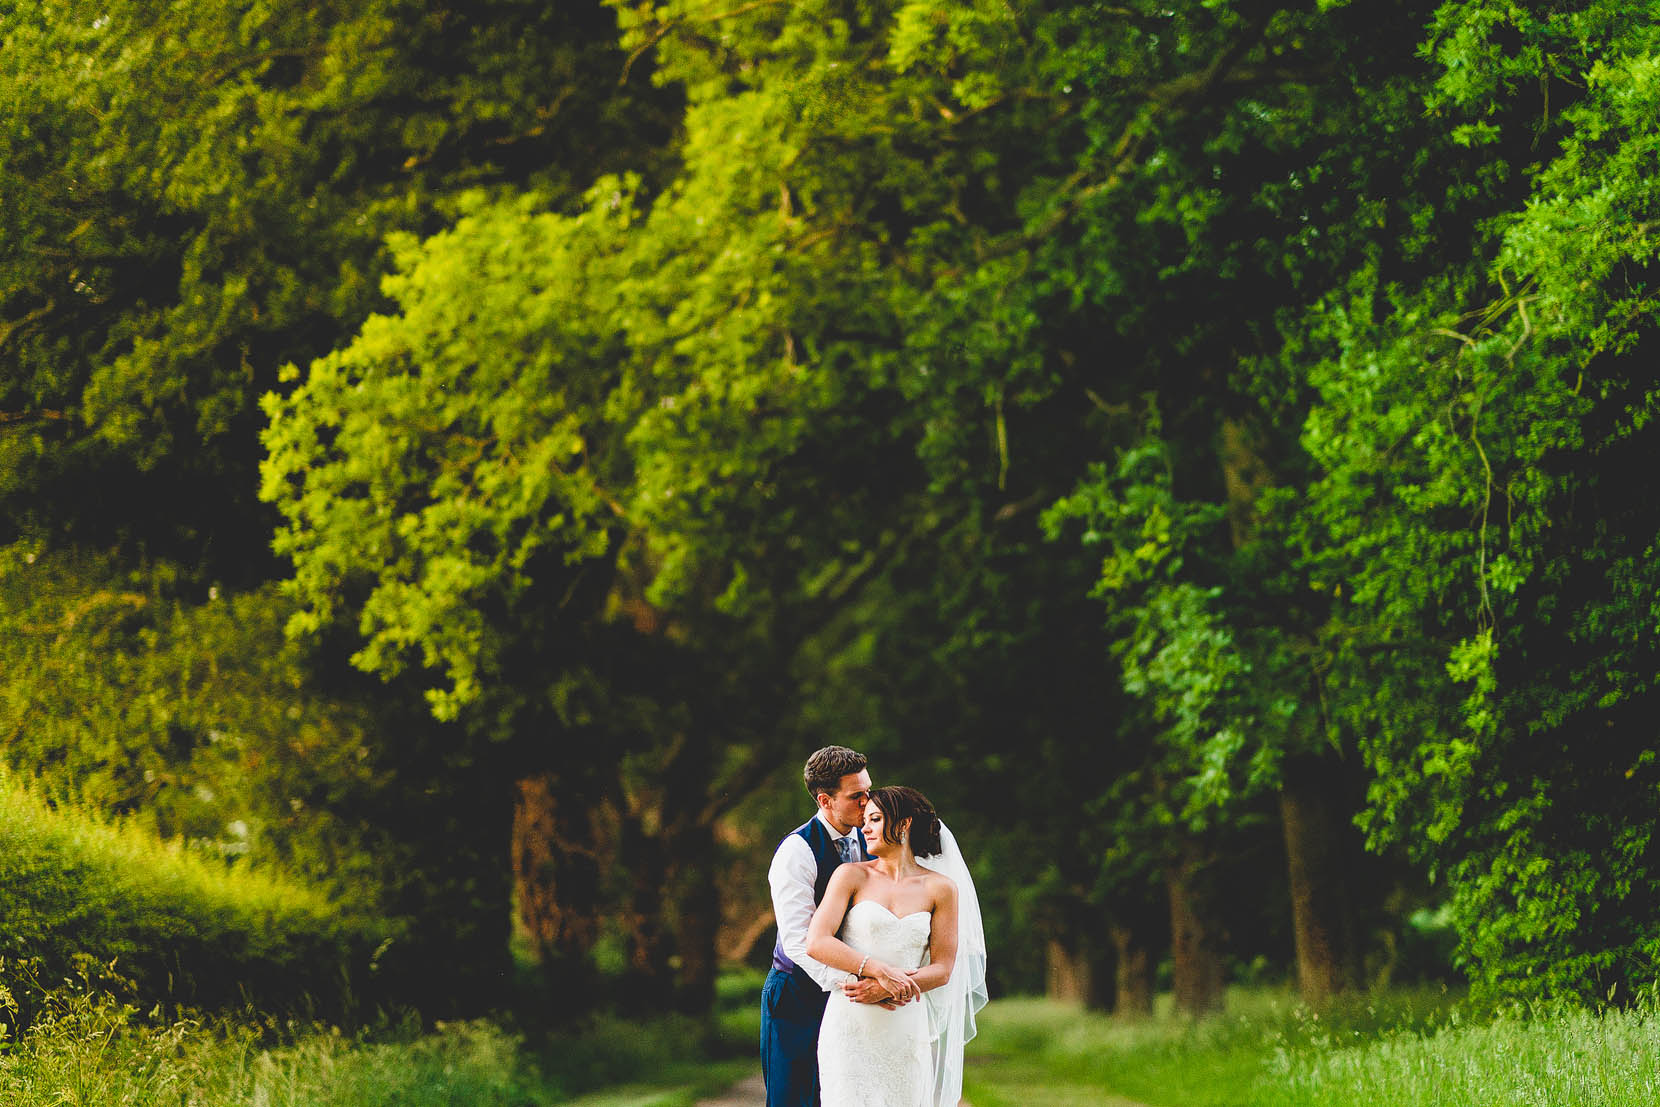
[855,955,869,978]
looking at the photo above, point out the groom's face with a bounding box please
[820,770,872,835]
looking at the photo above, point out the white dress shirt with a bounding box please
[768,810,862,993]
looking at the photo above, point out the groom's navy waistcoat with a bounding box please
[770,817,849,976]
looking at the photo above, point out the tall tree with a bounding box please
[263,0,1431,1012]
[0,0,673,580]
[0,0,677,1010]
[1304,0,1660,1004]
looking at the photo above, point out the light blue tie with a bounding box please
[837,835,858,863]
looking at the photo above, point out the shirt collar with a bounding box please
[815,810,857,841]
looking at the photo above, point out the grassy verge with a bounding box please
[0,966,765,1106]
[547,969,764,1107]
[964,988,1660,1107]
[962,995,1268,1107]
[0,1000,752,1106]
[1268,1002,1660,1106]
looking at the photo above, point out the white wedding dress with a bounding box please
[817,900,934,1107]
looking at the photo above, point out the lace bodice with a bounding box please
[840,899,932,971]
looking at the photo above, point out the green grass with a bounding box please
[1268,1003,1660,1106]
[18,958,1660,1107]
[0,1005,754,1106]
[0,997,549,1106]
[963,993,1297,1107]
[963,988,1660,1107]
[0,968,765,1106]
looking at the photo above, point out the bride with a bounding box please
[807,785,970,1107]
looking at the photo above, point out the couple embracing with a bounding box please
[760,746,988,1107]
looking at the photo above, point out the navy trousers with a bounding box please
[760,965,829,1107]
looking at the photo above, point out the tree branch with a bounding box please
[0,299,58,353]
[0,408,66,424]
[620,0,790,85]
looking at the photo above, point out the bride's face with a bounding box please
[861,801,883,854]
[861,801,906,855]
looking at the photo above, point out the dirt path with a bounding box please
[692,1075,976,1107]
[692,1064,1155,1107]
[694,1073,767,1107]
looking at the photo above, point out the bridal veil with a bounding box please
[916,821,988,1107]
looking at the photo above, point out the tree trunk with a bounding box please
[1110,923,1154,1018]
[1219,416,1271,550]
[512,772,603,1006]
[1044,899,1115,1009]
[1045,938,1086,1002]
[658,772,720,1014]
[1045,938,1096,1004]
[1168,841,1225,1017]
[671,848,720,1013]
[1280,754,1362,1004]
[431,771,514,1016]
[604,727,723,1015]
[1219,415,1364,1005]
[662,739,721,1014]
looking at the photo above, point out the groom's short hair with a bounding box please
[804,746,867,798]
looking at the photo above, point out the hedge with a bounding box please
[0,771,398,1021]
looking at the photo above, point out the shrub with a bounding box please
[0,771,396,1023]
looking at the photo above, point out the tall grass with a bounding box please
[0,992,549,1106]
[962,987,1660,1107]
[0,962,769,1106]
[0,983,753,1107]
[1267,1003,1660,1106]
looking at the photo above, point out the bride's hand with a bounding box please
[867,959,919,1003]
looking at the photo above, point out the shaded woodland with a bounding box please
[4,0,1660,1021]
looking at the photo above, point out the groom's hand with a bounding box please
[869,962,920,1005]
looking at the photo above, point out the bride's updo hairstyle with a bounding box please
[868,786,943,858]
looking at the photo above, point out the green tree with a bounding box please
[1013,0,1489,1006]
[0,0,673,578]
[263,0,1135,1009]
[260,0,1384,1016]
[253,0,1660,1014]
[1303,0,1660,1003]
[0,0,676,1011]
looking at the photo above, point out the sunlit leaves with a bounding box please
[263,187,634,718]
[1301,0,1660,1001]
[0,0,665,571]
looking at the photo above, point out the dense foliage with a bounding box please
[0,772,392,1022]
[0,0,674,1011]
[1297,1,1660,1002]
[6,0,1660,1018]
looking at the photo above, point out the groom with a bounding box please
[760,745,910,1107]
